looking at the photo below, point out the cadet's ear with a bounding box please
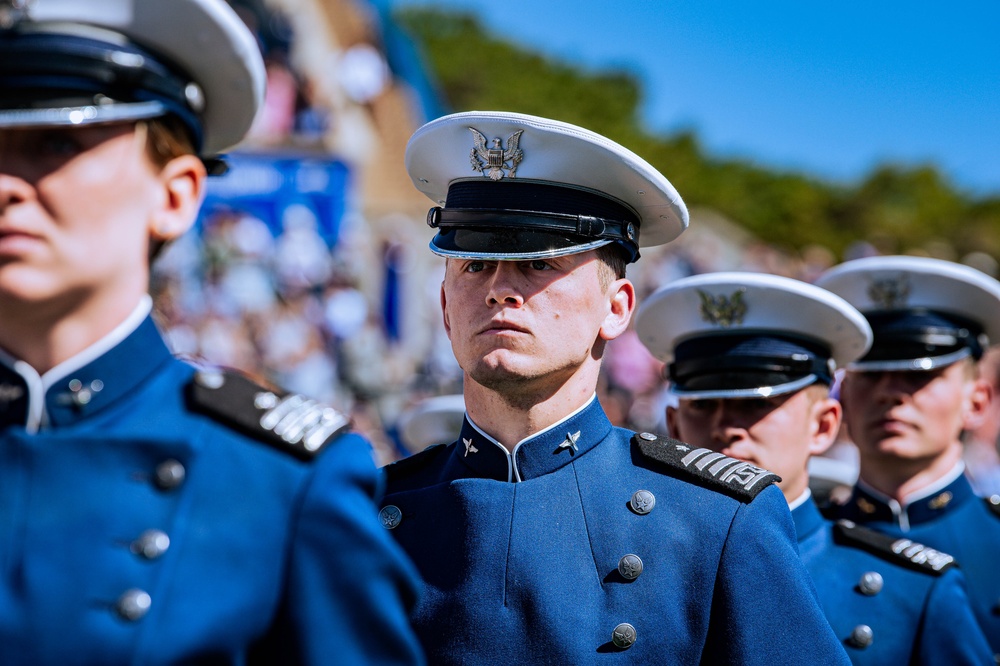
[807,395,842,457]
[666,406,681,439]
[598,278,635,342]
[440,280,452,340]
[149,154,206,242]
[962,375,992,432]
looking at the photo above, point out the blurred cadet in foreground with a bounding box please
[818,256,1000,657]
[0,0,422,663]
[378,110,850,663]
[638,271,991,664]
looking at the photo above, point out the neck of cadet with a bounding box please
[463,356,606,453]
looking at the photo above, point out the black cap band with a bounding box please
[0,31,203,149]
[861,309,985,365]
[430,180,642,262]
[669,334,833,394]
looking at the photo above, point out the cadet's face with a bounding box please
[840,363,977,464]
[668,388,834,499]
[441,252,631,397]
[0,124,163,307]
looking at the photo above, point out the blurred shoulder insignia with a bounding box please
[187,369,350,461]
[984,495,1000,518]
[833,520,955,575]
[632,432,780,502]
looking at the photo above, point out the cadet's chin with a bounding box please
[862,433,926,461]
[466,358,531,393]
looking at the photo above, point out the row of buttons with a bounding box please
[612,489,656,649]
[113,459,185,622]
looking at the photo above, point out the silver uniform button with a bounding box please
[629,490,655,515]
[154,459,186,490]
[618,554,643,581]
[858,571,883,596]
[638,432,657,441]
[131,530,170,560]
[611,622,636,649]
[848,624,873,649]
[379,505,402,529]
[116,589,152,621]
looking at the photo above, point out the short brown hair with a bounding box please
[596,243,628,289]
[143,115,198,167]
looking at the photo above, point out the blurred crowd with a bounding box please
[147,0,1000,493]
[149,207,1000,501]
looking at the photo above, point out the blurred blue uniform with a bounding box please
[829,467,1000,657]
[795,497,992,663]
[0,312,424,664]
[382,397,851,664]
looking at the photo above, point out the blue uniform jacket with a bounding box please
[381,397,850,664]
[794,498,991,664]
[0,315,424,665]
[828,470,1000,659]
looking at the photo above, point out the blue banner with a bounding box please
[198,152,351,246]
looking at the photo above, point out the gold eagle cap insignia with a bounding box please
[698,288,748,328]
[867,274,911,309]
[469,127,524,180]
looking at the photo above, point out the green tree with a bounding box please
[395,7,1000,262]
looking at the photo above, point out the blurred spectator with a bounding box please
[273,203,334,291]
[336,42,391,105]
[249,52,299,143]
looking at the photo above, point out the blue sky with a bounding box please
[390,0,1000,195]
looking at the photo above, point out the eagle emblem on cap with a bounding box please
[698,289,747,328]
[470,127,523,180]
[867,274,910,309]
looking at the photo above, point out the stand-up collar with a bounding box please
[791,496,825,542]
[0,301,172,433]
[452,395,613,482]
[846,466,974,531]
[0,363,28,429]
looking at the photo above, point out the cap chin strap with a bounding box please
[848,347,972,372]
[669,374,820,400]
[0,99,167,127]
[427,206,639,261]
[429,238,613,262]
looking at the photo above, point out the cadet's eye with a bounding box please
[688,399,717,412]
[37,131,82,157]
[529,260,550,271]
[466,261,486,273]
[742,398,771,412]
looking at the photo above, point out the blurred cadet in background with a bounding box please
[396,393,465,454]
[0,0,422,663]
[379,110,850,663]
[637,271,992,664]
[818,255,1000,657]
[964,346,1000,496]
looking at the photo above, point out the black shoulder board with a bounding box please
[383,443,449,486]
[632,432,780,503]
[833,519,956,576]
[187,368,351,461]
[985,495,1000,519]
